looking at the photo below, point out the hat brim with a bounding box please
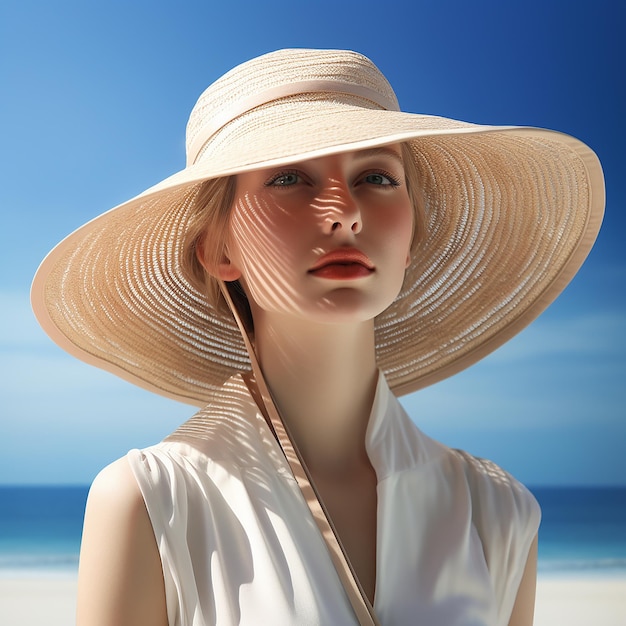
[31,102,604,405]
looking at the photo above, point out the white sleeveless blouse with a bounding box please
[127,374,540,626]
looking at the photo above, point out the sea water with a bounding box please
[533,486,626,576]
[0,485,625,577]
[0,486,85,576]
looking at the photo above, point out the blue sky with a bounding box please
[1,0,624,486]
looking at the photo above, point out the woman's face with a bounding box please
[220,145,415,326]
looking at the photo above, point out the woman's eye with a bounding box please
[363,172,399,186]
[266,171,300,187]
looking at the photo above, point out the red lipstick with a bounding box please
[309,248,374,280]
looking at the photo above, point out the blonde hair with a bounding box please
[182,176,238,314]
[182,142,425,324]
[401,142,425,254]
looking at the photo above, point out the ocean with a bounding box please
[0,485,625,577]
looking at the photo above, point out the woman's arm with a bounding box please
[507,533,538,626]
[76,457,168,626]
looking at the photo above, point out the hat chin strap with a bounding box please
[219,280,379,626]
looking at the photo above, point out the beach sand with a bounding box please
[1,573,625,625]
[0,575,78,625]
[534,575,626,626]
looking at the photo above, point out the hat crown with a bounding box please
[185,48,400,165]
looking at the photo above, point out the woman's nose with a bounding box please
[329,212,362,234]
[319,183,362,235]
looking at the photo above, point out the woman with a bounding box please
[32,49,604,625]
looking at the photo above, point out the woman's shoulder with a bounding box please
[78,458,168,625]
[88,456,145,515]
[443,447,541,572]
[449,448,540,518]
[83,457,157,550]
[445,449,540,624]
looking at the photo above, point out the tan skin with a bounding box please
[76,146,538,625]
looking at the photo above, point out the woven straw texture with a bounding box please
[32,49,604,406]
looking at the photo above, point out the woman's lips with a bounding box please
[308,248,375,280]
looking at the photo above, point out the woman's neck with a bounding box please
[251,312,379,476]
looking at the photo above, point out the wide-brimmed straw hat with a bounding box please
[31,48,604,406]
